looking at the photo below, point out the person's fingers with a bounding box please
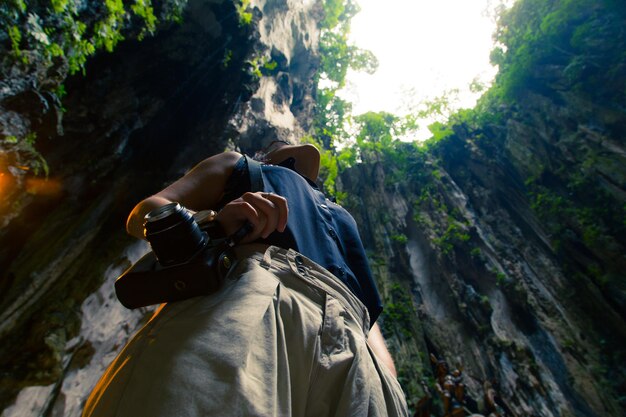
[242,192,280,238]
[264,193,289,232]
[215,200,266,240]
[215,192,289,242]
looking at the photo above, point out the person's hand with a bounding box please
[215,192,288,243]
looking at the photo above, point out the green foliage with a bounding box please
[246,55,280,79]
[341,111,421,173]
[65,17,96,74]
[409,170,476,256]
[321,0,357,29]
[306,109,425,198]
[260,59,279,76]
[245,58,262,79]
[314,0,378,146]
[353,112,399,160]
[426,122,454,144]
[413,89,460,120]
[309,2,414,196]
[94,0,126,53]
[494,270,507,286]
[315,88,353,145]
[301,136,347,203]
[2,132,49,176]
[222,48,233,68]
[525,173,625,290]
[235,0,252,26]
[160,0,186,22]
[483,0,626,300]
[381,283,416,340]
[432,222,470,255]
[1,0,192,174]
[528,187,566,220]
[527,180,608,248]
[304,136,340,198]
[51,0,69,14]
[469,77,487,93]
[319,30,377,88]
[132,0,158,40]
[391,234,408,244]
[8,24,25,62]
[262,59,278,72]
[480,294,490,306]
[1,0,189,76]
[490,0,625,101]
[310,109,433,198]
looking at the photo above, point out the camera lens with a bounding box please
[144,203,207,266]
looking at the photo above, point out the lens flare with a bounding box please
[25,177,63,196]
[0,172,8,196]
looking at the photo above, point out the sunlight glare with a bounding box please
[0,172,9,197]
[340,0,504,140]
[25,177,63,197]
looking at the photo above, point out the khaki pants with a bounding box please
[83,245,408,417]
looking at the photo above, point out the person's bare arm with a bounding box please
[126,151,242,239]
[126,151,288,241]
[368,322,398,377]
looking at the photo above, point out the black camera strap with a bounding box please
[221,155,264,247]
[244,155,264,193]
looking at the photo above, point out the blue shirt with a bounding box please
[219,156,383,326]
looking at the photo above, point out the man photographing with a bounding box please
[83,141,409,416]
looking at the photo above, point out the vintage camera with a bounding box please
[115,203,247,309]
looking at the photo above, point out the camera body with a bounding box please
[115,203,237,309]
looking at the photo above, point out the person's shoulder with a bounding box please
[207,150,244,165]
[195,151,243,173]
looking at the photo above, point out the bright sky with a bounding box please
[338,0,506,140]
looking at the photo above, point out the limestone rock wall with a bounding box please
[336,5,626,415]
[339,65,626,417]
[0,0,320,415]
[2,1,624,416]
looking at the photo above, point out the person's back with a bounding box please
[220,154,383,324]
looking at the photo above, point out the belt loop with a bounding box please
[261,246,274,269]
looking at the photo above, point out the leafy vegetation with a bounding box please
[309,0,626,410]
[484,0,626,290]
[235,0,252,26]
[314,0,378,147]
[525,174,624,285]
[381,283,417,340]
[1,0,186,76]
[489,0,626,101]
[1,0,193,175]
[432,222,470,255]
[311,108,425,199]
[314,0,625,259]
[391,234,408,244]
[0,132,48,176]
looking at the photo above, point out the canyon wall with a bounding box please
[337,4,626,414]
[0,0,319,414]
[1,1,624,416]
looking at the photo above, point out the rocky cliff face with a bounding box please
[336,6,626,415]
[0,0,319,415]
[340,112,625,416]
[1,0,624,416]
